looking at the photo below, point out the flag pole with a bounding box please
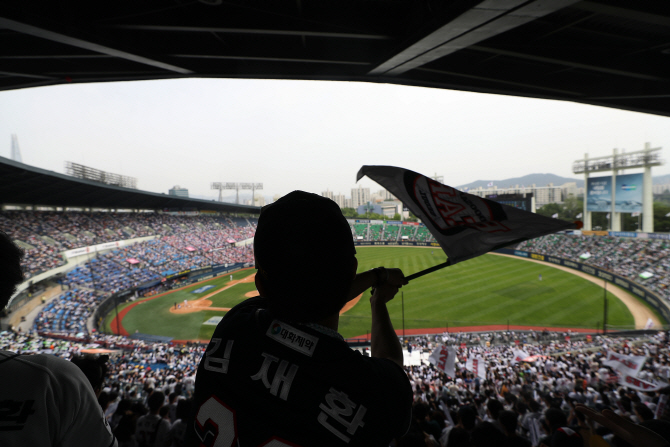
[406,261,450,281]
[401,291,405,338]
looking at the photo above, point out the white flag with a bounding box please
[512,349,530,364]
[551,213,559,218]
[606,213,610,219]
[619,374,666,392]
[632,212,640,217]
[356,166,578,266]
[428,344,457,378]
[576,213,583,218]
[603,351,646,377]
[466,355,486,379]
[487,182,494,187]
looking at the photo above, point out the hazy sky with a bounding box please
[1,78,668,202]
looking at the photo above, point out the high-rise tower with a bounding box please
[11,134,22,162]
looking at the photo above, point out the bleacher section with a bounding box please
[519,234,670,300]
[32,289,103,333]
[383,224,399,242]
[3,211,258,335]
[415,226,432,242]
[353,224,368,239]
[2,211,256,280]
[399,225,416,240]
[368,224,383,241]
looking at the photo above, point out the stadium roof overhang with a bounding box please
[0,156,260,213]
[1,1,669,117]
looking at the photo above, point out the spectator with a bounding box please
[136,390,171,447]
[190,191,412,445]
[0,230,117,447]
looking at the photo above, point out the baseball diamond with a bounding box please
[106,246,646,341]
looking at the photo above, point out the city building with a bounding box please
[244,194,266,206]
[351,185,371,209]
[168,185,189,198]
[466,183,571,207]
[324,187,393,210]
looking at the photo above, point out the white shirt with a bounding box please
[0,350,117,447]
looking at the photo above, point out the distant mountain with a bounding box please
[654,173,670,185]
[456,174,584,190]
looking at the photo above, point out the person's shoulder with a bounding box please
[221,296,270,320]
[1,351,87,383]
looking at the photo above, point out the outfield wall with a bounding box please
[494,248,670,324]
[354,241,440,247]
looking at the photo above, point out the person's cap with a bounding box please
[255,191,355,274]
[254,191,356,321]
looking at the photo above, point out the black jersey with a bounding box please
[190,297,412,447]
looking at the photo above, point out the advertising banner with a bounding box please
[587,176,611,212]
[615,173,643,213]
[587,174,643,213]
[609,231,638,238]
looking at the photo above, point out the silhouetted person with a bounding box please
[0,230,117,446]
[189,191,411,446]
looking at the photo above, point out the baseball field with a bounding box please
[104,246,645,341]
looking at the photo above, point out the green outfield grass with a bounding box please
[111,247,638,340]
[104,268,257,340]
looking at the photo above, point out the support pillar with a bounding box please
[643,142,654,233]
[611,149,621,231]
[583,153,592,231]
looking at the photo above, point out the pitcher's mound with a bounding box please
[171,300,215,314]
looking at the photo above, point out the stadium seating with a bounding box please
[518,234,670,299]
[399,225,416,240]
[415,226,432,242]
[3,211,256,334]
[352,223,368,239]
[369,224,383,241]
[383,224,399,242]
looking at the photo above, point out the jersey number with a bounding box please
[195,396,300,447]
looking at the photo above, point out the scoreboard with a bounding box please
[484,193,534,212]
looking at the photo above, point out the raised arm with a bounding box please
[370,281,404,368]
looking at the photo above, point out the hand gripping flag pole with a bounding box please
[357,165,582,281]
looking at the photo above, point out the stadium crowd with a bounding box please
[1,210,257,279]
[518,234,670,300]
[1,211,256,335]
[2,327,670,446]
[400,330,670,446]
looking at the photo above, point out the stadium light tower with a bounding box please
[211,182,241,203]
[211,182,262,204]
[240,183,263,206]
